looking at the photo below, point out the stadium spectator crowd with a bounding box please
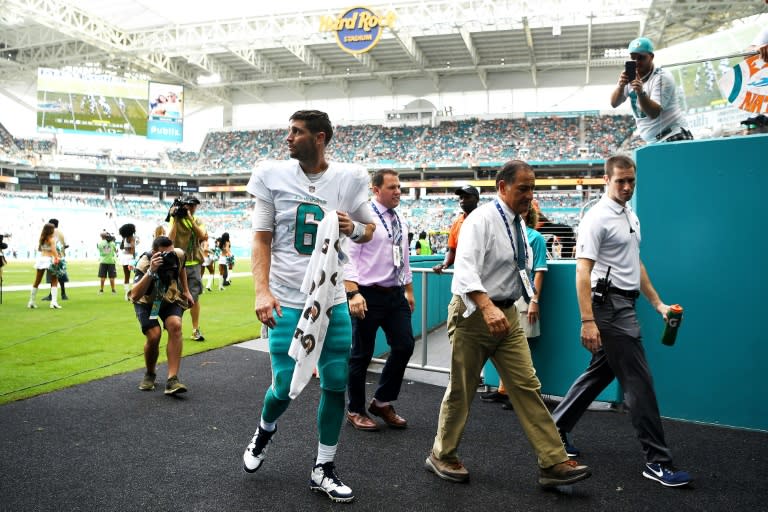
[2,114,637,174]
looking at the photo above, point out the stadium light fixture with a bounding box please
[0,13,24,26]
[197,73,221,85]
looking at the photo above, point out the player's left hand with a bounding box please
[337,211,354,236]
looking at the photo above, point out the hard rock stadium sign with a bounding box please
[319,6,396,55]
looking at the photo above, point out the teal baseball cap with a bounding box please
[628,37,654,54]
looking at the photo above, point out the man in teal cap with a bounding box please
[610,37,692,143]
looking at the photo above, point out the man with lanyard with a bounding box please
[242,110,376,503]
[344,169,415,432]
[168,196,208,342]
[611,37,692,143]
[432,185,480,274]
[425,160,591,488]
[552,154,693,487]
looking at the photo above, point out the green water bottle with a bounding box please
[661,304,683,346]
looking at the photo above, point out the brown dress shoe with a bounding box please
[368,401,407,428]
[538,459,591,488]
[346,411,379,431]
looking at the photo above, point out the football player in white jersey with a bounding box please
[242,110,375,503]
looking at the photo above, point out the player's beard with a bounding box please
[290,143,317,162]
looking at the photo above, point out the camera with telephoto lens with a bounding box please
[156,250,180,286]
[165,198,188,222]
[104,232,116,243]
[165,195,200,222]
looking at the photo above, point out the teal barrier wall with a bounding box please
[373,256,448,352]
[634,134,768,431]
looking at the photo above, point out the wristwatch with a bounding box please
[346,290,360,299]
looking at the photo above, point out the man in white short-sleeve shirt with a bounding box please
[552,154,693,488]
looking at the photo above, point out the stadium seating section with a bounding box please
[0,115,638,173]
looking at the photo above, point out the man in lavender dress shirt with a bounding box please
[344,169,415,432]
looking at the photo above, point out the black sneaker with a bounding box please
[480,390,508,403]
[192,328,205,342]
[559,429,580,458]
[310,461,354,503]
[243,426,276,473]
[642,463,693,487]
[41,294,52,301]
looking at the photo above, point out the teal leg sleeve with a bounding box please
[317,303,353,445]
[318,389,346,445]
[261,308,300,423]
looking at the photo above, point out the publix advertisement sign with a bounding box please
[319,6,396,54]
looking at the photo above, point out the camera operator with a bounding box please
[97,230,118,295]
[168,195,208,342]
[131,236,194,395]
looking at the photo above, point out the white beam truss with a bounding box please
[1,0,761,100]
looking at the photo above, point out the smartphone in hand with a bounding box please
[624,60,637,81]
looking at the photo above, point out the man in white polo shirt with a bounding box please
[552,154,693,488]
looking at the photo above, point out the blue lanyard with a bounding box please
[370,202,402,245]
[494,199,527,268]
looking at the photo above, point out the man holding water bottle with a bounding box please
[552,154,693,488]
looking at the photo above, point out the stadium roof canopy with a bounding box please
[0,0,764,104]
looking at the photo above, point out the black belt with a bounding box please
[607,286,640,299]
[491,297,517,308]
[360,284,402,294]
[656,127,693,142]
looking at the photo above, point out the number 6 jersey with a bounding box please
[246,159,370,308]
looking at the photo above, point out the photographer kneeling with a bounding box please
[131,236,195,395]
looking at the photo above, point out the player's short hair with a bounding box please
[290,110,333,146]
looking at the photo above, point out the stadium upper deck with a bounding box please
[2,114,635,179]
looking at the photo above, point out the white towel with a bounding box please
[288,212,347,398]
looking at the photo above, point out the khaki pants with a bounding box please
[432,295,567,468]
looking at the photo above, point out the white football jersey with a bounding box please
[246,159,370,307]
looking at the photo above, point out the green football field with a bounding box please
[37,91,148,136]
[0,259,260,405]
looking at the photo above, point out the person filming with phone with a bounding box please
[610,37,692,144]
